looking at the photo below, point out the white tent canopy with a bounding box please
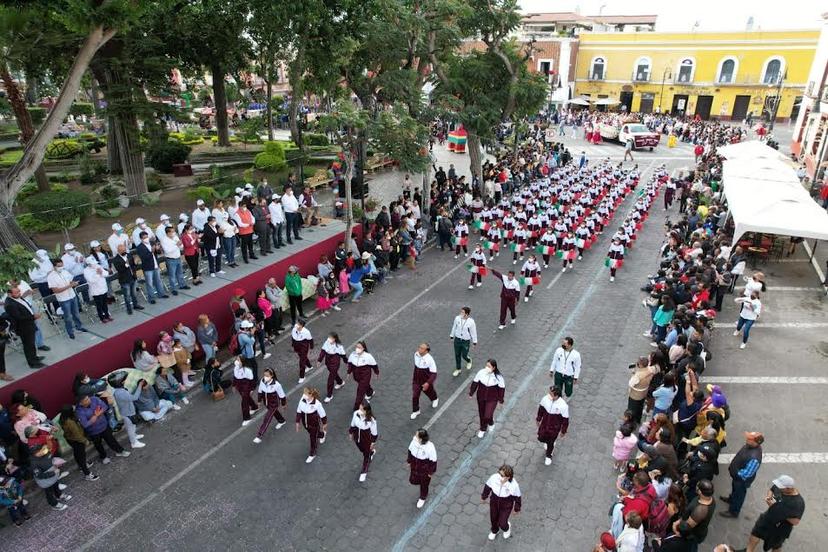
[716,140,789,162]
[567,97,590,106]
[722,149,828,244]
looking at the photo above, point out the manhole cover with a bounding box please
[818,342,828,357]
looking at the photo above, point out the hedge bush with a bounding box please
[24,189,91,230]
[254,141,287,171]
[0,149,23,167]
[45,139,84,159]
[27,107,46,125]
[146,141,191,173]
[303,132,329,146]
[69,102,94,117]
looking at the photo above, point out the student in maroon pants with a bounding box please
[232,358,258,427]
[317,332,347,402]
[291,319,314,384]
[295,387,327,464]
[346,341,379,411]
[536,386,570,466]
[469,359,506,438]
[410,343,438,420]
[253,368,286,443]
[490,269,520,329]
[407,428,437,508]
[482,464,522,540]
[348,402,378,482]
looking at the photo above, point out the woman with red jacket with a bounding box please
[180,224,202,286]
[469,359,506,438]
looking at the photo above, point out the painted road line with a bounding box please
[767,286,825,291]
[719,322,828,329]
[718,452,828,464]
[704,376,828,384]
[545,270,564,290]
[79,249,466,552]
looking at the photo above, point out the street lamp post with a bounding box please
[548,69,558,111]
[768,71,786,131]
[658,68,672,113]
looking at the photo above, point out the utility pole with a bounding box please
[768,70,786,131]
[658,67,672,113]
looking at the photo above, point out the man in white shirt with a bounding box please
[107,223,130,257]
[61,243,90,303]
[549,336,581,398]
[158,226,188,294]
[449,306,478,377]
[281,187,301,243]
[154,214,170,239]
[191,199,210,232]
[297,186,319,226]
[28,249,53,300]
[47,258,88,338]
[132,218,155,247]
[268,194,286,249]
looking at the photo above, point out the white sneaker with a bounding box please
[102,457,111,465]
[253,437,262,444]
[305,455,316,464]
[488,424,495,432]
[210,273,216,278]
[733,330,740,336]
[263,352,272,360]
[241,420,252,427]
[643,331,652,337]
[649,342,658,347]
[324,396,331,403]
[468,285,474,289]
[503,524,512,539]
[218,270,226,275]
[318,435,326,444]
[115,451,130,458]
[578,255,583,260]
[172,404,181,411]
[59,471,69,480]
[275,422,285,429]
[561,267,566,273]
[524,297,529,302]
[454,255,458,259]
[182,397,190,405]
[452,369,461,377]
[477,430,485,438]
[410,410,421,420]
[431,399,439,408]
[135,434,144,440]
[498,324,506,329]
[297,378,305,384]
[334,382,344,389]
[544,264,548,268]
[359,473,367,482]
[740,343,746,349]
[52,503,68,511]
[513,260,517,265]
[58,483,67,491]
[544,457,552,466]
[333,305,342,311]
[510,319,516,325]
[610,277,615,282]
[543,442,548,450]
[255,350,262,357]
[488,532,497,541]
[416,499,426,509]
[131,441,146,449]
[476,282,482,287]
[466,359,473,370]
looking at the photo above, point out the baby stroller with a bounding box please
[361,273,377,295]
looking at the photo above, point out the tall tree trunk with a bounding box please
[113,111,145,197]
[265,66,273,142]
[467,132,483,182]
[0,203,36,250]
[2,25,117,209]
[211,62,230,147]
[343,149,354,254]
[0,64,50,192]
[288,46,305,147]
[106,115,122,173]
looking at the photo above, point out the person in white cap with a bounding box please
[191,199,210,232]
[87,240,114,298]
[158,225,189,295]
[107,223,130,258]
[281,186,301,243]
[28,249,53,300]
[735,475,805,552]
[268,193,286,249]
[176,213,189,236]
[155,214,171,239]
[83,258,112,323]
[131,218,154,247]
[61,244,90,303]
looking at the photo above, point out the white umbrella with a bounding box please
[567,98,590,106]
[593,97,621,106]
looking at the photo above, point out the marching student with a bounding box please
[575,221,591,260]
[347,341,380,411]
[490,269,521,330]
[468,359,505,438]
[536,386,569,466]
[607,236,625,283]
[253,368,286,443]
[453,219,469,258]
[411,343,438,419]
[407,428,437,509]
[560,231,577,272]
[295,387,327,463]
[485,222,502,261]
[511,223,529,264]
[520,254,541,302]
[232,357,258,427]
[481,464,522,540]
[548,336,581,398]
[449,306,478,377]
[317,332,347,402]
[348,402,378,482]
[291,318,314,383]
[538,227,556,268]
[468,244,487,289]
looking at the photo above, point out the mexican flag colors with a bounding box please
[518,276,541,286]
[482,240,500,252]
[473,220,491,232]
[535,244,555,255]
[605,258,623,269]
[466,264,489,276]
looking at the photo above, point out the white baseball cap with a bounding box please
[90,240,101,248]
[772,475,795,489]
[196,199,205,206]
[112,223,123,231]
[179,213,189,221]
[244,183,254,190]
[160,214,170,221]
[240,320,254,329]
[135,217,146,225]
[272,193,281,200]
[64,243,75,251]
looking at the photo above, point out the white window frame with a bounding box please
[675,57,696,84]
[761,56,785,85]
[633,56,652,82]
[536,59,555,82]
[716,56,739,84]
[590,56,606,80]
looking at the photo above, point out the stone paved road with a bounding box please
[3,144,825,552]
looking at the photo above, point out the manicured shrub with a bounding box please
[146,141,191,173]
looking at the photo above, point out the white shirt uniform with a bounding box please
[414,352,437,373]
[191,207,210,232]
[61,252,85,277]
[347,351,378,367]
[257,379,286,398]
[47,269,77,302]
[449,315,478,343]
[157,233,183,259]
[349,411,378,439]
[407,438,437,462]
[132,225,155,247]
[268,201,285,225]
[107,232,130,256]
[539,394,570,418]
[472,368,505,390]
[291,326,313,342]
[296,397,326,419]
[233,364,254,380]
[281,193,299,214]
[550,347,582,379]
[82,265,109,296]
[483,473,521,498]
[320,340,346,356]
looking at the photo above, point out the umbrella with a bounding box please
[567,98,590,106]
[593,98,621,106]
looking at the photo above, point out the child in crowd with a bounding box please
[0,475,30,526]
[612,423,638,472]
[172,338,196,388]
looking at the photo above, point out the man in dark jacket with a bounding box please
[200,216,223,277]
[252,198,271,256]
[110,243,143,315]
[720,432,764,518]
[135,231,167,303]
[3,286,44,368]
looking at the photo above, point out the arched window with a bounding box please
[633,56,651,82]
[762,57,784,84]
[591,57,605,80]
[717,57,738,84]
[676,58,695,83]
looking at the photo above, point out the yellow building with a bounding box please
[573,30,819,121]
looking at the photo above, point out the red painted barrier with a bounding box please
[0,230,352,416]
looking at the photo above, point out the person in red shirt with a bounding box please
[694,144,704,163]
[180,223,202,286]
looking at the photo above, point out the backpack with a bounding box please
[646,497,671,538]
[229,332,242,356]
